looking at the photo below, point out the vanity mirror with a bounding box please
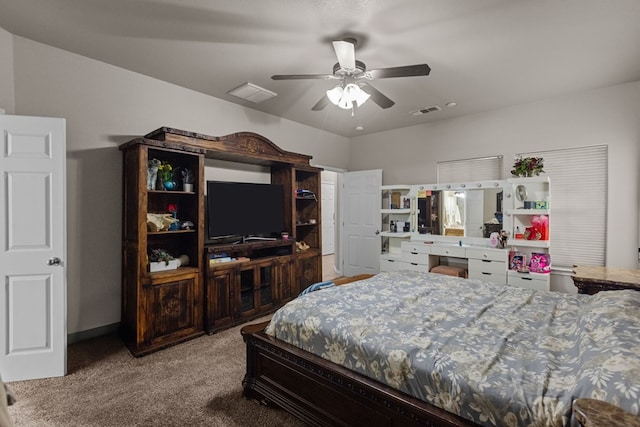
[414,181,505,239]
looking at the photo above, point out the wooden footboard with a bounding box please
[241,321,476,427]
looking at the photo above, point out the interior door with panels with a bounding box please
[342,170,382,277]
[0,115,67,381]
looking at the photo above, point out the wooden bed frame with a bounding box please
[241,320,475,426]
[241,274,474,426]
[240,275,639,427]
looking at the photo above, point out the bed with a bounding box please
[241,271,640,427]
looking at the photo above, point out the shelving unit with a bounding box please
[380,185,413,272]
[121,127,322,354]
[273,165,323,294]
[504,176,551,290]
[120,138,205,357]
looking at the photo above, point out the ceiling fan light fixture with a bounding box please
[353,87,370,107]
[326,83,370,109]
[326,86,343,104]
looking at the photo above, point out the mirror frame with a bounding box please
[410,180,506,245]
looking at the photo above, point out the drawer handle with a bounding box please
[481,260,491,263]
[520,277,533,281]
[411,252,418,255]
[388,259,395,263]
[482,272,491,275]
[411,263,418,266]
[445,250,449,254]
[483,254,488,258]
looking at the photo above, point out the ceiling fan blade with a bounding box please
[367,64,431,79]
[311,95,330,111]
[360,83,395,109]
[272,73,338,80]
[332,40,356,71]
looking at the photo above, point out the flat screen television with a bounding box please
[206,181,285,241]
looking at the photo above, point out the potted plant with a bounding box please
[148,248,178,272]
[157,161,176,190]
[181,168,194,192]
[511,155,544,177]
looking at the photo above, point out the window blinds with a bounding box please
[517,145,607,268]
[437,156,502,183]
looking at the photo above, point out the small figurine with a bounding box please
[497,230,509,249]
[147,158,161,190]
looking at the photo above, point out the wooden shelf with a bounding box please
[148,229,196,235]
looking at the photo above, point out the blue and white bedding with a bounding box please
[265,270,640,426]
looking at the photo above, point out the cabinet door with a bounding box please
[147,273,199,345]
[238,260,275,319]
[274,256,295,302]
[296,254,321,295]
[205,266,236,332]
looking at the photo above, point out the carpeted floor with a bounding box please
[6,318,305,427]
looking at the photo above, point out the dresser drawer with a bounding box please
[465,248,508,262]
[508,273,549,291]
[404,262,430,273]
[401,241,431,254]
[402,251,429,265]
[468,259,506,275]
[468,270,507,284]
[430,245,466,258]
[380,258,409,272]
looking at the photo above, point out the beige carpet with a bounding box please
[6,319,306,427]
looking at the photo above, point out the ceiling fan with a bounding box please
[271,38,431,112]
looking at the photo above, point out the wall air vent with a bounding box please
[410,106,442,116]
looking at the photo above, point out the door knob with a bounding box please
[375,230,380,235]
[47,257,62,266]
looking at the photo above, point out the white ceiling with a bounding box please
[1,0,640,137]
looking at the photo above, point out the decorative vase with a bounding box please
[183,183,193,192]
[163,180,177,191]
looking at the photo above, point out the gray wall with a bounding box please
[349,82,640,270]
[9,36,349,335]
[0,27,14,113]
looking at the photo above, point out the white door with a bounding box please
[321,179,335,255]
[465,189,484,238]
[341,170,382,277]
[0,115,67,382]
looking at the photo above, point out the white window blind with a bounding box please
[437,156,502,182]
[518,145,607,268]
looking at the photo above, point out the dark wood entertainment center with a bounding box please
[120,127,322,356]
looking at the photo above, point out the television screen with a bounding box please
[207,181,285,240]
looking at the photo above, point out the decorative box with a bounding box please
[149,259,179,272]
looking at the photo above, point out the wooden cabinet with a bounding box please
[295,251,322,294]
[274,255,295,302]
[120,138,205,357]
[205,264,236,331]
[121,127,323,350]
[204,241,296,333]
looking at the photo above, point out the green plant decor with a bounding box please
[149,248,174,266]
[157,161,174,183]
[511,156,544,177]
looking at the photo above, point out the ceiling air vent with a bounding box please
[410,106,442,116]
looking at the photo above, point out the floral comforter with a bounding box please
[265,270,640,427]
